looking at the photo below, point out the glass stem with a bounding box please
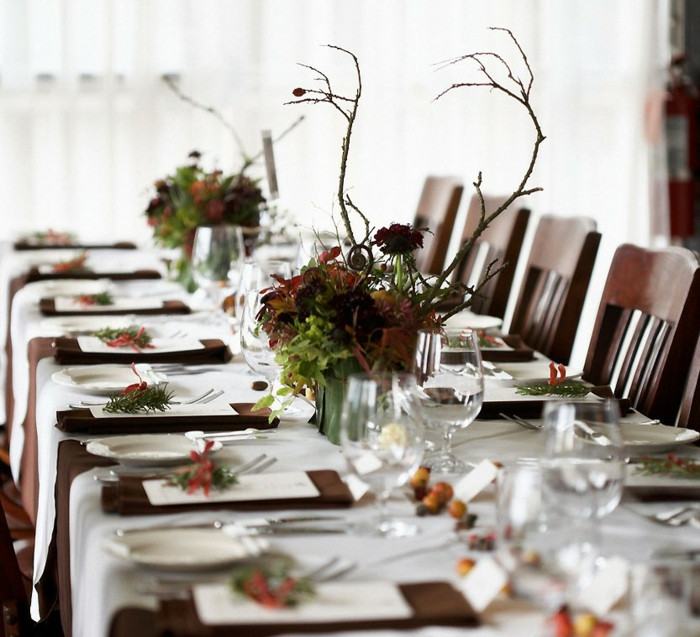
[440,427,454,457]
[375,490,390,529]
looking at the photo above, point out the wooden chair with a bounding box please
[507,215,601,365]
[582,244,700,426]
[412,176,464,275]
[451,195,530,319]
[0,494,32,637]
[677,328,700,431]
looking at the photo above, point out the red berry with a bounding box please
[292,87,306,97]
[430,481,454,505]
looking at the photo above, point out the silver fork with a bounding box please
[626,504,700,527]
[499,413,543,430]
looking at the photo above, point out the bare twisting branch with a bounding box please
[427,26,545,318]
[286,44,370,245]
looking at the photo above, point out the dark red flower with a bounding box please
[373,223,424,254]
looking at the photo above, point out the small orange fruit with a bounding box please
[431,481,454,504]
[456,557,476,577]
[448,499,467,519]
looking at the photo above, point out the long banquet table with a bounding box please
[6,248,700,637]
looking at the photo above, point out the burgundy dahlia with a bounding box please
[373,223,423,255]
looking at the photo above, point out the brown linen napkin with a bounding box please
[26,266,162,282]
[134,581,478,636]
[481,334,535,363]
[52,337,230,365]
[478,386,630,420]
[625,483,700,502]
[56,402,277,434]
[101,469,354,515]
[14,241,137,251]
[40,298,191,316]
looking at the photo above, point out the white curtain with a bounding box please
[0,0,670,362]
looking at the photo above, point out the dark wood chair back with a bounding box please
[452,195,530,319]
[0,498,31,637]
[678,314,700,431]
[583,243,700,425]
[412,176,464,275]
[508,215,601,365]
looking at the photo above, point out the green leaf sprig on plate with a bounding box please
[635,454,700,480]
[168,440,237,495]
[75,292,114,306]
[515,362,590,398]
[101,362,173,414]
[93,326,154,351]
[231,560,315,608]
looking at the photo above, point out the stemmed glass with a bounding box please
[234,259,292,326]
[239,288,281,394]
[539,400,626,597]
[191,225,246,313]
[340,372,425,537]
[412,328,484,474]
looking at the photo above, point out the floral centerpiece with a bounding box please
[144,150,266,289]
[255,30,544,443]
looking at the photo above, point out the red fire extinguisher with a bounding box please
[666,55,699,238]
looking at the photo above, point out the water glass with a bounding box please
[412,328,483,474]
[340,372,425,537]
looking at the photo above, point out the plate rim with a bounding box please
[85,433,221,465]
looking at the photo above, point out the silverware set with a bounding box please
[626,504,700,527]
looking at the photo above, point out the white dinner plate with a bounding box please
[103,527,268,571]
[619,423,700,454]
[51,363,167,395]
[39,315,133,335]
[442,311,503,332]
[84,434,222,466]
[29,279,111,297]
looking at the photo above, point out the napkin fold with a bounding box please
[101,469,354,515]
[27,266,161,282]
[52,337,229,365]
[55,402,275,434]
[139,581,478,636]
[40,298,191,316]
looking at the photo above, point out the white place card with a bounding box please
[458,556,509,612]
[143,471,321,506]
[453,459,499,503]
[193,580,412,625]
[54,296,163,312]
[574,555,629,616]
[77,336,204,354]
[88,403,236,419]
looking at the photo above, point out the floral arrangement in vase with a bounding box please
[256,29,545,443]
[144,150,266,289]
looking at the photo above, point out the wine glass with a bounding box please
[539,400,626,597]
[234,259,292,326]
[495,462,571,613]
[340,372,425,537]
[412,328,484,475]
[191,225,245,311]
[239,288,282,394]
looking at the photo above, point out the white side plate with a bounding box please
[103,527,268,570]
[84,433,221,466]
[619,423,700,454]
[51,363,167,395]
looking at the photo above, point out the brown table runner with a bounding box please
[26,267,162,283]
[102,469,354,516]
[109,581,478,636]
[40,298,191,316]
[51,439,117,636]
[56,402,277,435]
[52,337,231,365]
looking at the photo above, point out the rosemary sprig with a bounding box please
[231,561,315,608]
[635,454,700,480]
[93,326,153,349]
[103,385,174,414]
[515,380,590,398]
[76,292,114,306]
